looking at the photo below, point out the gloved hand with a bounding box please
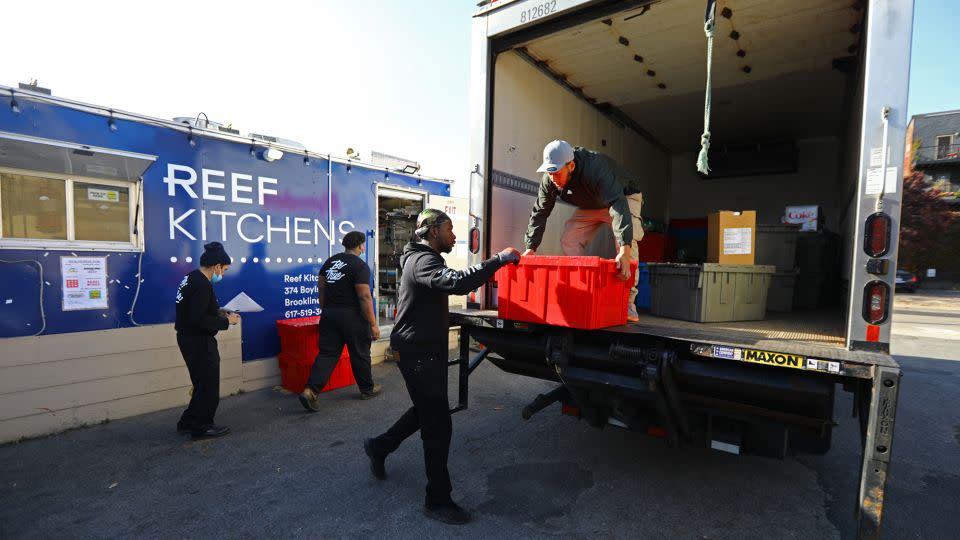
[498,247,521,266]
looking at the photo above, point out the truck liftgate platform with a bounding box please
[448,309,900,540]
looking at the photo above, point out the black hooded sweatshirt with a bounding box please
[390,242,506,355]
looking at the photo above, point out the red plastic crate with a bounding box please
[276,316,322,360]
[636,232,666,262]
[276,316,356,393]
[278,347,355,394]
[496,256,638,329]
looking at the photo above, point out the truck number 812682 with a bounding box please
[520,0,558,24]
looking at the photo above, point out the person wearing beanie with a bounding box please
[363,208,521,525]
[174,241,240,439]
[298,230,382,412]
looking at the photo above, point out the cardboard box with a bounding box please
[708,210,756,264]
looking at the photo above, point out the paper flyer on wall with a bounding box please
[61,256,109,311]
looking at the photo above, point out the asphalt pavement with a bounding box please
[0,291,957,539]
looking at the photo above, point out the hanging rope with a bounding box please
[696,0,718,175]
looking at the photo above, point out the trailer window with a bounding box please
[0,172,68,240]
[73,182,130,242]
[0,169,139,250]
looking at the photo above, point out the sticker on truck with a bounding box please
[692,343,844,375]
[806,358,842,374]
[711,346,742,360]
[742,349,805,370]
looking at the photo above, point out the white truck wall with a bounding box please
[839,69,867,282]
[490,51,669,255]
[430,195,471,308]
[669,138,842,230]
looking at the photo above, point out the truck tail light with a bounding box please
[864,212,891,257]
[469,227,480,254]
[647,425,667,438]
[862,280,890,325]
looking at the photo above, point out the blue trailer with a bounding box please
[0,85,451,363]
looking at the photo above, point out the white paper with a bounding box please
[222,291,264,312]
[884,167,899,194]
[87,188,120,202]
[865,168,883,195]
[870,147,883,167]
[723,228,752,255]
[61,256,109,311]
[866,167,899,195]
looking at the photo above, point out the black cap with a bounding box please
[342,231,366,249]
[199,242,231,267]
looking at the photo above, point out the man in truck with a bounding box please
[522,139,645,322]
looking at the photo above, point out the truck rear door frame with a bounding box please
[464,1,913,538]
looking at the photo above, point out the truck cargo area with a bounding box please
[485,0,867,350]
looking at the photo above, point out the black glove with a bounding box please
[498,251,520,266]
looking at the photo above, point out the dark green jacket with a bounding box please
[524,147,639,250]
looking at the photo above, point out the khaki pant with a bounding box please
[560,193,644,311]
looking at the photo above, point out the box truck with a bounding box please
[452,1,912,538]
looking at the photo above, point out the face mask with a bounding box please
[211,271,223,284]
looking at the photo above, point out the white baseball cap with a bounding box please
[537,140,575,173]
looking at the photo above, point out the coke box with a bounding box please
[496,256,637,329]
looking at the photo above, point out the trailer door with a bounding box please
[845,0,914,353]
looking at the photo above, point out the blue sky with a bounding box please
[1,1,478,192]
[0,1,953,192]
[908,0,959,117]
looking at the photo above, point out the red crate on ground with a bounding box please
[636,232,666,262]
[496,256,637,329]
[276,317,356,394]
[278,347,354,394]
[276,316,321,360]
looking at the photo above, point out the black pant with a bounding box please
[369,351,452,505]
[177,333,220,431]
[308,308,374,393]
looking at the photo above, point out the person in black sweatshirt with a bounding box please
[174,242,240,439]
[363,208,520,525]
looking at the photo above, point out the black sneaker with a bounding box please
[363,438,386,480]
[190,425,230,440]
[360,384,383,400]
[298,386,320,412]
[176,423,192,435]
[423,501,472,525]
